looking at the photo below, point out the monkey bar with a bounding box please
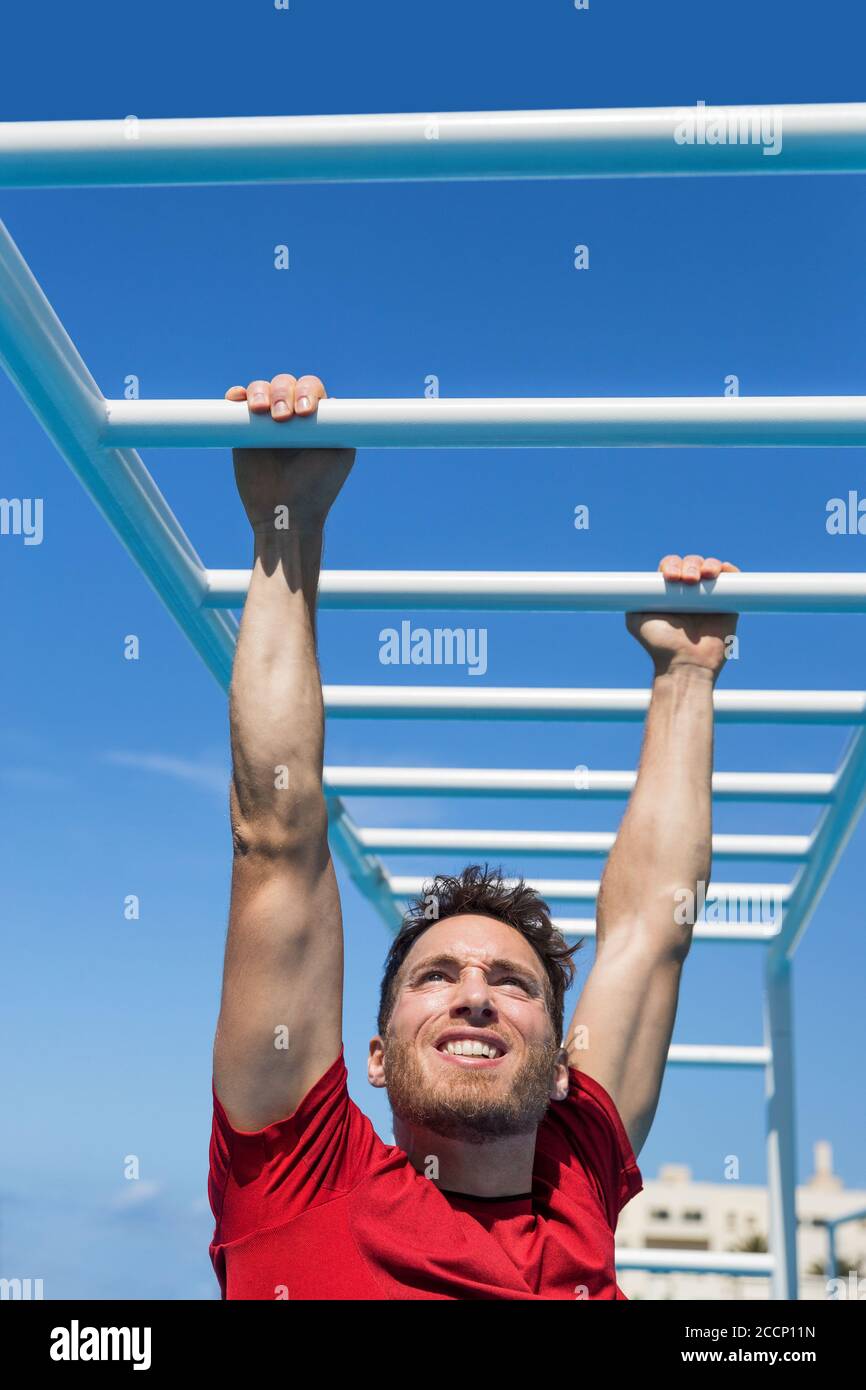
[209,570,866,613]
[322,766,836,801]
[99,395,866,449]
[320,685,866,723]
[3,102,865,1302]
[2,103,865,187]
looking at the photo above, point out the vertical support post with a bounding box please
[764,957,799,1299]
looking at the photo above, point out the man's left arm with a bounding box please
[564,552,739,1157]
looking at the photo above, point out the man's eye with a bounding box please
[499,977,528,989]
[421,970,447,982]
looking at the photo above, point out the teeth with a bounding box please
[443,1040,500,1059]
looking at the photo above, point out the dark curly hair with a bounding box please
[377,864,584,1045]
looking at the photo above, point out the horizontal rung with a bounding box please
[103,396,866,448]
[324,765,836,802]
[616,1248,775,1275]
[666,1044,771,1068]
[358,827,810,861]
[388,874,791,906]
[209,569,866,613]
[553,918,778,944]
[323,686,866,724]
[2,104,864,187]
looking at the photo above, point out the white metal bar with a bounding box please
[209,568,866,613]
[2,104,865,187]
[554,917,600,939]
[388,874,791,906]
[553,918,779,944]
[103,396,866,449]
[0,218,396,934]
[768,726,866,968]
[667,1044,771,1068]
[764,960,799,1300]
[323,765,837,802]
[324,685,866,724]
[358,827,810,861]
[616,1248,774,1276]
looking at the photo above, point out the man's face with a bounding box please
[370,914,567,1144]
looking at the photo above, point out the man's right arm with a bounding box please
[213,372,355,1132]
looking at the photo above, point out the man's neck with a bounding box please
[393,1117,537,1198]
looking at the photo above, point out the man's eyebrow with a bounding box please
[405,953,543,990]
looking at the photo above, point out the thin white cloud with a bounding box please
[103,751,229,797]
[107,1180,163,1212]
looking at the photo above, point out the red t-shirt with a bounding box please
[208,1045,643,1300]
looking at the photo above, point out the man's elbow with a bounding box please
[599,898,695,965]
[231,790,330,861]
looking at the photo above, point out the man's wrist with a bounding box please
[250,522,326,578]
[251,517,326,540]
[652,661,719,689]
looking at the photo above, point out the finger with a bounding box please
[293,374,327,414]
[720,561,741,574]
[681,553,703,583]
[658,554,683,581]
[246,379,271,412]
[225,385,247,401]
[701,556,723,580]
[268,373,298,421]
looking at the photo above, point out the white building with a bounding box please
[616,1142,866,1300]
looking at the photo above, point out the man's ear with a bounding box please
[549,1048,570,1103]
[368,1036,387,1089]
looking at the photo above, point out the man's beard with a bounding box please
[383,1032,561,1145]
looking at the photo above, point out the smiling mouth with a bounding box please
[434,1039,508,1067]
[436,1051,506,1068]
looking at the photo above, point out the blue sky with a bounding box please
[2,0,866,1298]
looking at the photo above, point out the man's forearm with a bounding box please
[229,521,328,851]
[595,664,715,954]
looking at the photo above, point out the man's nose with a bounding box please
[451,970,494,1016]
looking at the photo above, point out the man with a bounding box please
[208,371,739,1301]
